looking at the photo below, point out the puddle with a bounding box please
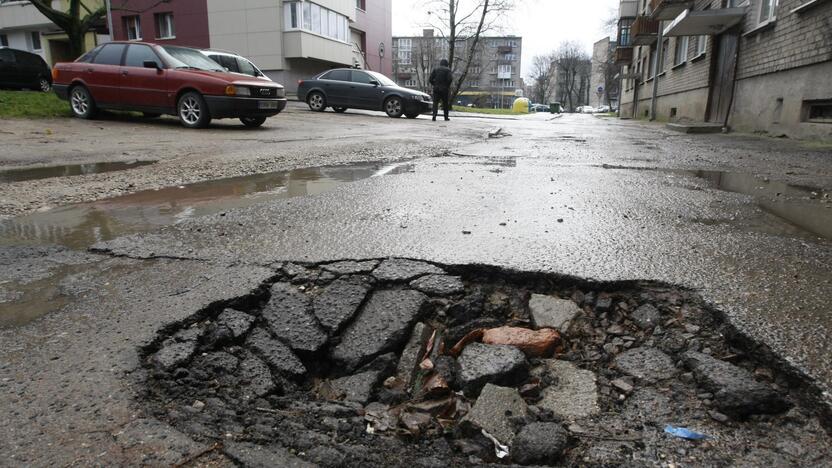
[0,160,157,183]
[682,170,832,240]
[0,161,414,250]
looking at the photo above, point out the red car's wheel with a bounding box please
[69,85,97,119]
[177,92,211,129]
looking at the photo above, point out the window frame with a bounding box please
[124,15,142,41]
[155,12,175,40]
[758,0,778,23]
[92,43,128,66]
[673,36,689,66]
[124,43,162,68]
[30,31,42,51]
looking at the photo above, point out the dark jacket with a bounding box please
[429,65,453,93]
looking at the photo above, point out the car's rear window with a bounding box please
[0,49,16,63]
[93,44,126,65]
[321,70,349,81]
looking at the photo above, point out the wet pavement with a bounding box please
[0,160,157,184]
[1,112,831,465]
[0,161,413,249]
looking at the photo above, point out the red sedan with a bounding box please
[52,42,287,128]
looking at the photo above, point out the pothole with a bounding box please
[0,160,157,183]
[139,259,831,467]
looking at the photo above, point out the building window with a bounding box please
[30,31,41,50]
[620,25,631,47]
[356,0,366,10]
[759,0,778,22]
[804,101,832,123]
[155,13,175,39]
[648,47,657,78]
[124,15,141,41]
[285,2,349,42]
[0,34,7,47]
[695,35,707,56]
[673,36,688,66]
[497,64,512,78]
[398,50,411,65]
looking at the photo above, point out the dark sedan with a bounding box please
[297,68,432,119]
[0,47,52,92]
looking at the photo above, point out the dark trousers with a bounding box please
[432,89,450,120]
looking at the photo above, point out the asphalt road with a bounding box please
[0,108,831,465]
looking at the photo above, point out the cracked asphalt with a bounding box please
[1,108,831,465]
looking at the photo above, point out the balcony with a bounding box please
[614,46,634,64]
[663,7,746,36]
[619,0,638,18]
[283,30,353,66]
[649,0,693,20]
[497,46,513,53]
[631,16,659,45]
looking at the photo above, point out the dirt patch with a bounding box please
[138,259,831,467]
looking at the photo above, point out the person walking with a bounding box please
[429,59,453,121]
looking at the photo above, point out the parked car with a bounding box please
[52,42,287,128]
[531,103,550,113]
[596,105,611,113]
[577,105,596,114]
[297,68,433,119]
[201,49,269,80]
[0,47,52,92]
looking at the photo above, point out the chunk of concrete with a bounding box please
[332,289,429,371]
[462,384,527,445]
[458,342,529,397]
[152,339,197,371]
[511,422,569,465]
[238,355,275,400]
[313,277,371,334]
[246,327,306,378]
[262,282,327,353]
[631,304,661,329]
[614,347,676,383]
[396,322,434,390]
[115,418,210,466]
[224,441,315,468]
[410,275,465,296]
[684,351,788,416]
[533,360,599,419]
[330,370,382,405]
[320,260,379,275]
[216,308,255,339]
[372,258,445,282]
[528,294,580,330]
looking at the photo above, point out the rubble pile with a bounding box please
[140,258,831,467]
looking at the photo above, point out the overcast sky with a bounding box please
[392,0,619,78]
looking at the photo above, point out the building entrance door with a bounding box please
[707,30,739,123]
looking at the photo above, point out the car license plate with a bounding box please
[258,101,278,109]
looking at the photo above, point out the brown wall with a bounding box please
[112,0,210,49]
[353,0,393,75]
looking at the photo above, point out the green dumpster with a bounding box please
[549,102,563,114]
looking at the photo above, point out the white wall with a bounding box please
[1,29,48,60]
[206,0,286,71]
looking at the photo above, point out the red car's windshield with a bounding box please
[160,46,224,72]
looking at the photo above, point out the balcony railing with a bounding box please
[614,46,634,64]
[631,16,659,45]
[649,0,693,20]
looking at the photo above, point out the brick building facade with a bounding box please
[615,0,832,139]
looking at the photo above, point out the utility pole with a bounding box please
[106,0,114,41]
[650,21,663,121]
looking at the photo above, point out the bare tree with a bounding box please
[553,41,591,111]
[29,0,171,59]
[424,0,516,102]
[527,53,556,104]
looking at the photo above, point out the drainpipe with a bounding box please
[106,0,114,42]
[722,31,742,131]
[649,21,663,121]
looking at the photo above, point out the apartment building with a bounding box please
[0,0,106,65]
[615,0,832,139]
[590,37,619,109]
[392,29,523,109]
[111,0,392,92]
